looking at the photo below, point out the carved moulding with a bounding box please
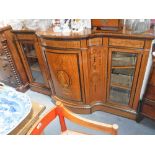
[1,39,23,88]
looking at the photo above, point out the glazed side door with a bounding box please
[18,40,49,88]
[107,48,143,108]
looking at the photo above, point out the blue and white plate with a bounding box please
[0,86,32,135]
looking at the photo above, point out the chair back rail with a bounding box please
[59,103,118,135]
[29,101,118,135]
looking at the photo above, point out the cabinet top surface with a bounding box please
[35,28,155,40]
[11,27,155,40]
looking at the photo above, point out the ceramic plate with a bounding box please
[0,87,32,135]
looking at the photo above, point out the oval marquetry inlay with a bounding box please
[57,70,71,88]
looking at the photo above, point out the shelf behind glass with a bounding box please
[108,51,138,105]
[30,62,41,72]
[111,68,134,88]
[28,60,45,84]
[112,52,137,67]
[21,43,45,84]
[109,86,130,105]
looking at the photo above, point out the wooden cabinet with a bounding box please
[45,49,84,102]
[11,28,154,120]
[13,30,50,95]
[37,31,154,120]
[2,25,154,120]
[0,26,29,92]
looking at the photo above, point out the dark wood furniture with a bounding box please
[29,101,118,135]
[91,19,123,31]
[141,44,155,120]
[9,27,154,120]
[0,26,29,92]
[34,29,154,120]
[12,30,51,95]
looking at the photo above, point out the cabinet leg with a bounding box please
[136,114,144,123]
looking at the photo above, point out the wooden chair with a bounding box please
[28,101,118,135]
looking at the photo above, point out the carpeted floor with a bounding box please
[26,90,155,135]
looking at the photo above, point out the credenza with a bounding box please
[10,28,155,120]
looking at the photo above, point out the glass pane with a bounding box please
[112,52,137,66]
[109,86,130,105]
[22,43,37,58]
[109,50,138,105]
[111,68,134,88]
[32,71,44,83]
[21,43,45,84]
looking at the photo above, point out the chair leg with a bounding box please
[56,103,67,132]
[58,114,67,132]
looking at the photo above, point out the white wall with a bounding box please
[140,40,155,100]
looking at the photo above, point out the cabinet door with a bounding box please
[19,41,49,87]
[45,49,83,102]
[107,48,142,107]
[88,46,107,102]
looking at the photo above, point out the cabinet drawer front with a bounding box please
[109,38,144,48]
[87,38,102,46]
[15,34,36,41]
[41,39,81,49]
[45,50,82,102]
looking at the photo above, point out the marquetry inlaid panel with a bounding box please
[45,49,82,102]
[88,46,106,102]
